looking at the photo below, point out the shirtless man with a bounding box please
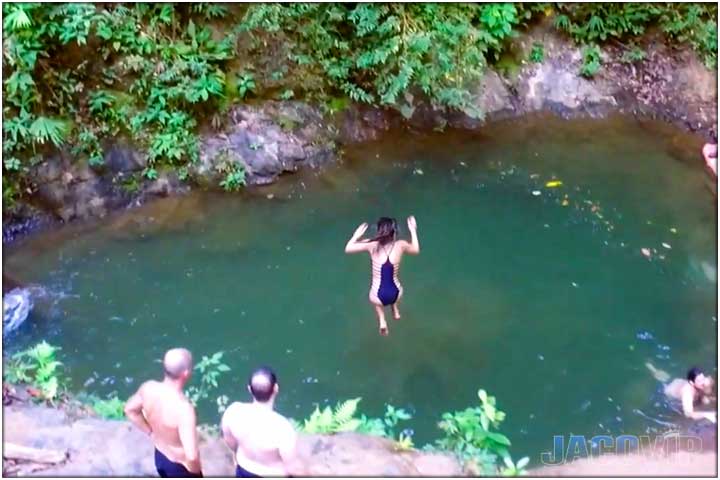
[221,367,304,477]
[125,348,202,477]
[664,367,717,423]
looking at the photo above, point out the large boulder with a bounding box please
[2,404,463,477]
[193,102,336,187]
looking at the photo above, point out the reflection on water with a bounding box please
[2,114,717,460]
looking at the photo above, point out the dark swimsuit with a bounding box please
[376,242,400,306]
[154,448,202,478]
[235,464,260,478]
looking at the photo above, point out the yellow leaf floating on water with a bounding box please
[561,199,569,206]
[546,180,563,188]
[670,227,677,234]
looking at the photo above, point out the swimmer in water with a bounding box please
[345,216,420,336]
[663,367,716,423]
[702,142,717,177]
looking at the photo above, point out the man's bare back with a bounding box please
[125,348,201,477]
[221,366,303,477]
[222,402,298,476]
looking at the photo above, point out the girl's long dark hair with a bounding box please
[369,217,397,245]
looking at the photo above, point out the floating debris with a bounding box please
[561,198,570,206]
[571,282,579,288]
[532,190,541,196]
[670,227,677,234]
[641,248,652,258]
[661,242,671,249]
[538,354,544,361]
[266,194,275,200]
[413,168,424,175]
[545,180,563,188]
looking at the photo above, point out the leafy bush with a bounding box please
[529,42,545,63]
[553,3,718,69]
[87,394,125,419]
[3,341,65,402]
[239,3,520,117]
[301,397,364,434]
[185,351,231,407]
[620,43,646,64]
[2,2,716,210]
[579,44,602,78]
[299,398,414,450]
[1,3,237,206]
[435,389,528,476]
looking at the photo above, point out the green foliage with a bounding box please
[2,2,716,210]
[435,389,521,476]
[240,3,519,116]
[500,455,530,477]
[553,3,717,70]
[1,3,239,208]
[185,351,231,407]
[86,394,125,419]
[529,42,544,63]
[214,149,246,192]
[3,341,65,402]
[620,43,646,64]
[301,397,364,434]
[236,73,257,99]
[658,3,718,69]
[298,398,414,451]
[579,44,602,78]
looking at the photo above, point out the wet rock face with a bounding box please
[194,102,337,186]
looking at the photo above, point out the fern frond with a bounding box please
[334,397,361,425]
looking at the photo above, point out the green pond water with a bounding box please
[3,114,717,462]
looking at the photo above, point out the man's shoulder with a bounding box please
[222,401,248,420]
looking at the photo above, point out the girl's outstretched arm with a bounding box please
[345,222,370,253]
[404,215,420,254]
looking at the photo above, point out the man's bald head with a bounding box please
[163,348,193,380]
[248,366,278,403]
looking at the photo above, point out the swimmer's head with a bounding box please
[163,348,193,382]
[688,367,713,392]
[372,217,397,245]
[248,366,279,403]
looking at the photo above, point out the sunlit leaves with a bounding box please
[29,117,69,146]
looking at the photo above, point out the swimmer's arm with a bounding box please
[124,384,152,435]
[345,223,371,254]
[402,215,420,255]
[682,388,717,423]
[178,404,202,474]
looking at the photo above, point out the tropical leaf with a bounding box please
[3,7,32,31]
[334,397,361,425]
[29,117,69,146]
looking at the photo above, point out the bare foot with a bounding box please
[392,304,401,320]
[379,323,389,336]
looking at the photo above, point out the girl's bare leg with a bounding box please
[392,303,401,320]
[374,305,388,336]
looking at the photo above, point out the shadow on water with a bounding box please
[2,114,716,460]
